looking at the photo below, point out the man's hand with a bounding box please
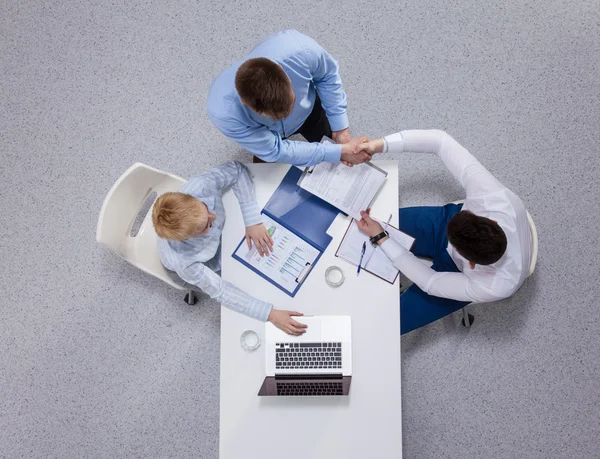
[245,223,274,257]
[356,138,385,157]
[340,136,370,167]
[268,309,308,336]
[356,209,388,244]
[332,127,352,145]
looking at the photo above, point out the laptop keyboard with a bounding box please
[275,342,342,370]
[276,381,344,396]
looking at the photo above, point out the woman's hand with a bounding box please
[246,223,274,256]
[268,309,307,336]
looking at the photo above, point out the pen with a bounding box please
[383,213,393,233]
[357,241,366,276]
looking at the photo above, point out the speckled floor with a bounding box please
[2,1,599,458]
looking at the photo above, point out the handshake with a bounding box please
[335,132,384,167]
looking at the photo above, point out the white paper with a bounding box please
[234,214,320,294]
[336,219,415,284]
[298,142,387,220]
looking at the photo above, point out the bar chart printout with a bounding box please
[233,214,320,294]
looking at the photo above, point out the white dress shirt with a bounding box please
[380,130,532,303]
[157,161,272,321]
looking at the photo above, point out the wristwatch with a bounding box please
[369,231,389,246]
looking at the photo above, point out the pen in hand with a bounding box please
[357,241,366,276]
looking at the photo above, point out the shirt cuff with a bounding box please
[323,143,342,163]
[384,132,405,154]
[240,201,262,227]
[327,113,349,132]
[380,237,409,263]
[253,300,273,322]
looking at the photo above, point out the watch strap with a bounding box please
[369,231,389,246]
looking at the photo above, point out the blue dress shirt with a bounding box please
[207,30,349,167]
[157,161,272,322]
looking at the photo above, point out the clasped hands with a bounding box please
[333,128,382,167]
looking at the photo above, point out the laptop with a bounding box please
[258,316,352,396]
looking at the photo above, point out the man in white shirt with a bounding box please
[356,130,532,334]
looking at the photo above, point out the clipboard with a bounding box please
[232,166,339,297]
[335,219,415,285]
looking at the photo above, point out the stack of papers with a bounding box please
[297,140,387,220]
[336,219,415,284]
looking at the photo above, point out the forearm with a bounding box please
[383,129,446,155]
[183,265,272,321]
[382,130,502,193]
[260,138,342,167]
[230,162,262,227]
[217,281,273,322]
[209,113,341,167]
[379,238,478,302]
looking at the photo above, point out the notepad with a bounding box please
[336,219,415,284]
[297,140,387,220]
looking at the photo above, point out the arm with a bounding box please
[303,36,349,133]
[359,130,504,195]
[385,130,504,195]
[208,113,341,167]
[180,261,273,321]
[192,161,274,255]
[193,161,262,227]
[379,238,502,303]
[180,262,307,334]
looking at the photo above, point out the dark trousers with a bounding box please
[252,95,332,163]
[293,94,332,142]
[399,204,470,335]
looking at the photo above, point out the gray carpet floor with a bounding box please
[2,1,599,458]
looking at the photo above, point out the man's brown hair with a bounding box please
[235,57,294,120]
[447,210,507,265]
[152,192,207,241]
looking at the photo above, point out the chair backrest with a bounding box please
[451,199,538,277]
[96,163,187,290]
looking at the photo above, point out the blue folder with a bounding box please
[232,166,339,297]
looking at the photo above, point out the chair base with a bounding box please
[184,291,197,305]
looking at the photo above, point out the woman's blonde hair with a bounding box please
[152,192,207,241]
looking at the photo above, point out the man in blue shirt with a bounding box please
[207,30,369,167]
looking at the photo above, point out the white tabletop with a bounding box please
[220,161,401,459]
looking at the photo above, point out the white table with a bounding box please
[220,162,401,459]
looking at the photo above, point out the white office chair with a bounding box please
[96,162,198,305]
[451,200,539,327]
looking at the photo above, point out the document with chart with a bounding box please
[232,166,340,297]
[297,139,387,220]
[233,215,320,295]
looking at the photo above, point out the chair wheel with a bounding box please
[461,314,474,326]
[184,293,198,305]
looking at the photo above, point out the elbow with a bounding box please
[430,129,451,144]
